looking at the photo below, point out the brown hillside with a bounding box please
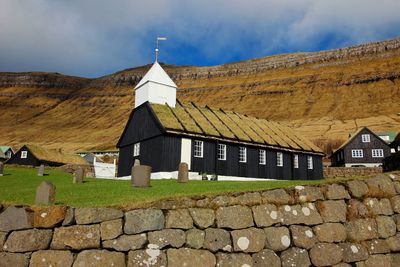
[1,38,400,152]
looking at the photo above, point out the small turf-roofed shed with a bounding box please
[117,61,324,180]
[6,144,88,167]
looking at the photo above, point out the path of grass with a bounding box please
[0,166,324,207]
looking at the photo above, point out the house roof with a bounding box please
[376,131,398,143]
[150,101,323,154]
[0,146,13,153]
[22,144,88,165]
[135,62,177,89]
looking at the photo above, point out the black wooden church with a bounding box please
[117,61,324,180]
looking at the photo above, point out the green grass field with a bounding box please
[0,166,324,207]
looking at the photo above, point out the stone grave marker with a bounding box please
[73,167,84,184]
[210,174,218,181]
[134,159,140,166]
[37,164,45,176]
[35,181,56,205]
[202,173,208,180]
[131,165,151,187]
[0,162,4,176]
[177,162,189,183]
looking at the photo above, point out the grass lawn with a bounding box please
[0,166,325,208]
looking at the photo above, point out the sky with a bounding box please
[0,0,399,78]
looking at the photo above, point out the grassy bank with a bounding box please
[0,166,324,207]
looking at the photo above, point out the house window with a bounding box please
[194,140,203,158]
[307,156,313,169]
[217,144,226,160]
[259,149,266,165]
[372,149,384,158]
[21,151,28,159]
[277,152,283,167]
[351,149,363,158]
[361,134,370,143]
[294,154,299,169]
[6,151,11,158]
[239,147,247,163]
[133,143,140,157]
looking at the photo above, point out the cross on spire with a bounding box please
[155,37,167,62]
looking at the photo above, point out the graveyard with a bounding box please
[0,165,324,207]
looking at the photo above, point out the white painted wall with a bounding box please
[180,138,192,170]
[135,81,176,108]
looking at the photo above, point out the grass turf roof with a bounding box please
[25,144,88,165]
[150,102,323,154]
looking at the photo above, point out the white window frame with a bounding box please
[239,147,247,163]
[259,149,266,165]
[351,149,363,158]
[277,152,283,167]
[294,154,299,169]
[217,144,226,161]
[6,151,11,159]
[21,151,28,159]
[307,156,313,170]
[194,140,203,158]
[371,149,384,158]
[361,134,370,143]
[133,142,140,157]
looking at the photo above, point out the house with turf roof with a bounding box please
[0,146,15,161]
[117,61,324,180]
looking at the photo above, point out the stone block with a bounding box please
[100,218,122,240]
[390,253,400,267]
[186,229,205,249]
[131,165,151,187]
[394,214,400,231]
[295,186,324,202]
[279,203,323,225]
[30,250,74,267]
[347,199,372,219]
[290,225,317,249]
[165,209,193,229]
[317,200,347,222]
[216,205,254,229]
[103,233,147,251]
[0,252,29,267]
[128,248,167,267]
[310,243,343,266]
[62,207,75,226]
[356,254,392,267]
[0,232,6,252]
[3,229,52,252]
[252,249,281,267]
[203,228,231,252]
[387,233,400,251]
[51,225,100,250]
[211,195,235,207]
[361,239,390,254]
[391,195,400,213]
[75,207,123,224]
[313,223,347,243]
[364,198,393,215]
[339,243,368,263]
[148,229,185,249]
[376,215,396,238]
[262,188,292,204]
[73,167,84,184]
[365,174,396,197]
[264,226,291,251]
[347,180,368,198]
[235,192,262,206]
[280,247,311,267]
[177,162,188,183]
[32,206,67,228]
[124,209,164,234]
[167,248,216,267]
[216,252,253,267]
[346,218,378,242]
[231,227,265,253]
[325,184,351,199]
[188,208,214,228]
[73,250,125,267]
[0,207,33,232]
[252,204,280,227]
[35,181,55,205]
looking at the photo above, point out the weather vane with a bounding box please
[155,37,167,62]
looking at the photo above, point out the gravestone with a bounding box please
[38,164,45,176]
[0,162,3,176]
[177,162,189,183]
[73,167,84,184]
[131,165,151,187]
[202,173,208,181]
[35,181,56,205]
[134,159,140,166]
[210,174,218,181]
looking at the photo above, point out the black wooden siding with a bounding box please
[6,145,64,167]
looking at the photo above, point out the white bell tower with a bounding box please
[134,37,177,108]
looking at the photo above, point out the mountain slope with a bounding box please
[1,38,399,152]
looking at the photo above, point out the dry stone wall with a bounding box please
[1,173,400,266]
[324,167,383,179]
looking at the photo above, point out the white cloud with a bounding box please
[0,0,399,77]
